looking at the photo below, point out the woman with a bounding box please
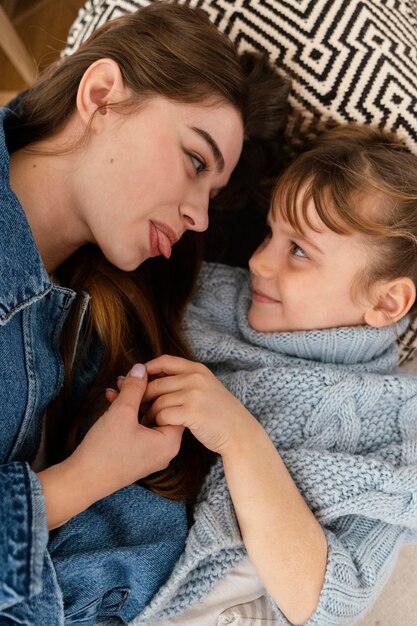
[0,3,289,624]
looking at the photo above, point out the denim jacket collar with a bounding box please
[0,107,52,326]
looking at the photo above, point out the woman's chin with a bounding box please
[104,249,146,272]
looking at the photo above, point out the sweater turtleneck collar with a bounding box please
[236,278,407,367]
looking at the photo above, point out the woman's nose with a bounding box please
[179,189,210,232]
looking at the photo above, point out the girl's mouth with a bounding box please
[251,288,281,304]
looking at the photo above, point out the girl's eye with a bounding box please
[290,242,308,258]
[190,154,207,174]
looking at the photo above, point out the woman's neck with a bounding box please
[9,136,90,274]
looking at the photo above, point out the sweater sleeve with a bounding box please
[279,449,417,529]
[0,461,49,609]
[268,516,409,626]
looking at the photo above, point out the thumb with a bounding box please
[112,363,147,413]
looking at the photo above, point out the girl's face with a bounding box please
[248,194,375,333]
[73,96,244,271]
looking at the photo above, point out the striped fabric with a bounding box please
[218,595,279,625]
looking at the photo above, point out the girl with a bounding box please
[121,124,417,625]
[0,3,289,624]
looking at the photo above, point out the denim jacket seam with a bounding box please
[26,465,49,599]
[70,292,91,369]
[22,464,34,596]
[50,303,67,396]
[6,307,39,462]
[0,286,53,327]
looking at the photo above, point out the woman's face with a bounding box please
[74,96,244,270]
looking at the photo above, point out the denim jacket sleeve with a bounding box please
[0,462,48,609]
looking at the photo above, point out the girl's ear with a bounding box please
[76,59,128,128]
[364,278,416,327]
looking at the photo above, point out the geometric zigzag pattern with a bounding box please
[63,0,417,155]
[63,0,417,363]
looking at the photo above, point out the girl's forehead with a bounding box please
[270,177,379,238]
[269,190,326,236]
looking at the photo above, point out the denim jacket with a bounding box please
[0,107,187,626]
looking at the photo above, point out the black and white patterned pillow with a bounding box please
[63,0,417,156]
[62,0,417,362]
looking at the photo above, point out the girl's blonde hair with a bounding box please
[272,124,417,313]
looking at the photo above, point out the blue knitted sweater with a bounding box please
[126,263,417,626]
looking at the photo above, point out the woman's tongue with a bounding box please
[156,228,172,258]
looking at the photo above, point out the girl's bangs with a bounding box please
[271,167,351,236]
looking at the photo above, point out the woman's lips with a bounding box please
[251,288,281,304]
[150,221,179,259]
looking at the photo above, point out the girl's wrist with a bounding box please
[220,415,267,461]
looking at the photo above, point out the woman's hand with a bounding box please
[141,355,261,455]
[38,364,184,529]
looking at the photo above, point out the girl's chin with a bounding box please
[248,311,274,333]
[248,309,291,334]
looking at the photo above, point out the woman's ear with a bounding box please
[364,278,416,327]
[76,58,128,128]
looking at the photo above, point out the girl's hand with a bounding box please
[141,355,261,455]
[39,364,184,529]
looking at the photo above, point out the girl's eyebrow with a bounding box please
[292,232,324,255]
[270,214,325,255]
[190,126,225,173]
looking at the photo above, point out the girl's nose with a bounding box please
[249,241,276,277]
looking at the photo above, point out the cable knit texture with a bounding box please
[122,263,417,626]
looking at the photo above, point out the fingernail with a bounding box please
[117,375,126,381]
[131,363,146,379]
[105,387,117,393]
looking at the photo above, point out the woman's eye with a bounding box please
[290,242,308,258]
[190,154,207,174]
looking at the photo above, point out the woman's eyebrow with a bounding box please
[190,126,225,173]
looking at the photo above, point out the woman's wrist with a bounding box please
[37,454,101,530]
